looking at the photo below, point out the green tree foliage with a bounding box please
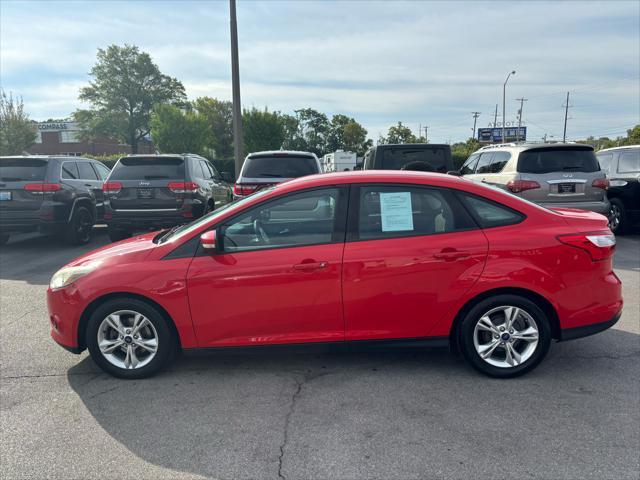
[379,121,426,144]
[575,124,640,150]
[294,108,330,156]
[150,104,209,155]
[451,138,481,169]
[326,114,372,156]
[243,107,286,153]
[0,90,37,155]
[195,97,234,160]
[74,44,186,153]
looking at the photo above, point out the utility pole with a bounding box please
[502,70,516,144]
[229,0,244,178]
[515,97,527,141]
[562,91,571,143]
[424,126,429,143]
[471,112,481,140]
[493,104,498,126]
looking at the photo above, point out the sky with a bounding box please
[1,0,639,144]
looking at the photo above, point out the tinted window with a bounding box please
[223,188,338,252]
[596,152,614,174]
[517,147,599,174]
[242,155,318,178]
[0,158,47,181]
[459,193,524,228]
[460,154,480,175]
[618,150,640,173]
[489,151,511,173]
[475,153,494,174]
[77,162,98,180]
[358,186,475,240]
[93,162,111,180]
[110,157,185,180]
[381,147,449,173]
[61,162,79,179]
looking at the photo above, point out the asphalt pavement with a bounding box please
[1,228,638,480]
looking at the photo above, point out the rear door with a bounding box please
[0,157,49,219]
[108,156,186,211]
[77,161,103,216]
[516,147,604,205]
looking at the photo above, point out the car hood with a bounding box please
[66,232,158,268]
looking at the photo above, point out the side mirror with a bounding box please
[200,230,217,252]
[447,170,462,176]
[221,172,233,182]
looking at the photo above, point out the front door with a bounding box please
[342,184,488,341]
[187,187,348,347]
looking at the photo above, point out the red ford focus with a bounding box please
[47,171,622,379]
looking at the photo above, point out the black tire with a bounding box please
[608,198,627,235]
[108,226,132,243]
[458,294,552,378]
[86,297,177,379]
[65,206,94,245]
[0,235,9,246]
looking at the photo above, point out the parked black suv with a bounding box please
[0,155,110,245]
[104,154,232,242]
[362,144,454,173]
[596,145,640,234]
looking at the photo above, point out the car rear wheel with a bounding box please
[459,295,551,378]
[108,227,132,243]
[65,206,94,245]
[608,199,627,234]
[0,235,9,246]
[86,298,176,379]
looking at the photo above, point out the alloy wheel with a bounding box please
[609,204,621,232]
[97,310,158,369]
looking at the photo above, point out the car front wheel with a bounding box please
[608,199,627,234]
[459,295,551,378]
[86,298,176,379]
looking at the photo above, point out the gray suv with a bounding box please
[458,143,609,215]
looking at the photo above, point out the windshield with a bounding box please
[517,147,599,174]
[0,158,48,182]
[159,186,276,244]
[241,155,318,178]
[110,157,185,180]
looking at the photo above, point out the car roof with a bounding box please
[372,143,449,148]
[0,155,96,161]
[246,150,317,158]
[597,145,640,153]
[476,142,593,153]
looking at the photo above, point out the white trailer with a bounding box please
[322,150,357,172]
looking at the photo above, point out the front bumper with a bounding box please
[540,199,610,216]
[47,285,85,353]
[559,309,622,341]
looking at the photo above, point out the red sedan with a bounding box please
[47,171,622,378]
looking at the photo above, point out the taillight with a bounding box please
[168,181,198,193]
[102,182,122,194]
[233,183,259,196]
[24,183,61,194]
[592,178,609,190]
[506,180,540,193]
[558,231,616,261]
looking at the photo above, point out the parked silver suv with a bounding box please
[459,143,609,215]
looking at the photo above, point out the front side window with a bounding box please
[618,150,640,173]
[222,188,339,252]
[458,193,524,228]
[475,152,494,174]
[93,162,111,180]
[357,185,475,240]
[460,154,480,175]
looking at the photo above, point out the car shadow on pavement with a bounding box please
[66,327,640,480]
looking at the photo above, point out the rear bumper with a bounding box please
[0,217,67,234]
[559,309,622,341]
[541,199,610,215]
[107,209,192,231]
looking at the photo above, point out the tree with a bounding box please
[325,114,371,155]
[379,121,426,144]
[294,108,330,156]
[243,107,285,153]
[74,44,186,153]
[195,97,234,160]
[626,124,640,144]
[451,138,480,169]
[150,104,208,155]
[0,90,37,155]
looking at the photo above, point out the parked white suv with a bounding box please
[458,143,610,215]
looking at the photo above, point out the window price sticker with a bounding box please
[380,191,414,232]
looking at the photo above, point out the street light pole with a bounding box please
[229,0,244,178]
[502,70,515,144]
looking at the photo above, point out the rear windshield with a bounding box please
[242,155,318,178]
[0,158,48,182]
[517,147,599,174]
[110,157,185,180]
[381,147,449,172]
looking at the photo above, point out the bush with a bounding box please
[83,153,123,169]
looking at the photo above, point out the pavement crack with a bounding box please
[88,385,119,399]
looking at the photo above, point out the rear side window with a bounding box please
[78,162,98,180]
[61,162,79,179]
[618,150,639,173]
[460,154,480,175]
[0,158,47,181]
[475,153,494,174]
[517,147,599,174]
[489,151,511,173]
[110,157,185,180]
[357,185,476,240]
[596,153,614,174]
[242,155,318,178]
[459,193,524,228]
[381,147,449,173]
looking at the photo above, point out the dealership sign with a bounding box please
[478,127,527,143]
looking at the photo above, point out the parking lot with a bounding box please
[0,229,638,480]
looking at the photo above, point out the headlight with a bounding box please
[49,261,101,290]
